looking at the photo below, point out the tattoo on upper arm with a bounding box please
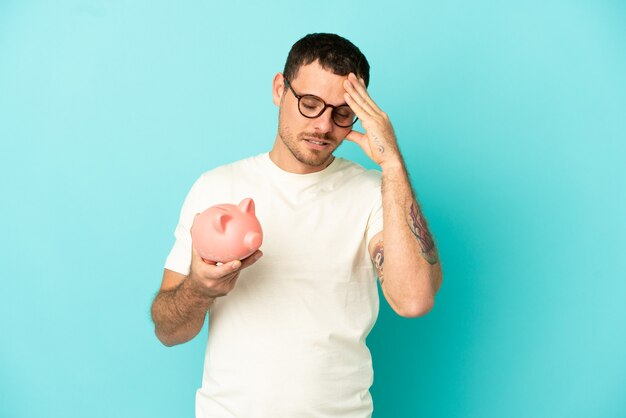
[373,240,385,284]
[408,201,438,265]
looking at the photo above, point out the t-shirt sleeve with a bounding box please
[164,175,204,276]
[365,170,384,247]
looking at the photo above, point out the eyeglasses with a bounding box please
[284,77,358,128]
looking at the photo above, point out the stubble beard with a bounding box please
[278,116,340,169]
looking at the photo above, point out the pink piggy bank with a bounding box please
[191,198,263,263]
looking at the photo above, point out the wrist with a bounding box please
[379,154,405,172]
[184,273,217,305]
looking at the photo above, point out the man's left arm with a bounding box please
[343,73,442,317]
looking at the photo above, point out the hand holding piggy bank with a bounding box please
[191,198,263,263]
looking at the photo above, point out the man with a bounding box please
[151,33,442,417]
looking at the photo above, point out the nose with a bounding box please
[311,107,334,133]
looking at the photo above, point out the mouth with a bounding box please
[303,137,333,150]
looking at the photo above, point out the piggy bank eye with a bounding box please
[213,213,232,233]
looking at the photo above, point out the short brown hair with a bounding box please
[283,33,370,87]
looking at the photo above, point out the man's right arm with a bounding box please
[151,247,263,347]
[151,269,215,347]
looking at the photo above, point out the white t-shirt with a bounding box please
[165,153,384,418]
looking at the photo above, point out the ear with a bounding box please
[213,213,231,233]
[238,198,256,215]
[272,72,285,107]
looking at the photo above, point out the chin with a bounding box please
[298,147,336,167]
[297,154,331,168]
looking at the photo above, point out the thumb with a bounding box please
[345,129,365,144]
[207,259,242,280]
[345,129,373,160]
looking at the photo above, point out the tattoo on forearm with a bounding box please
[408,201,438,265]
[373,240,385,284]
[372,133,385,154]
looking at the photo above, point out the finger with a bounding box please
[350,73,383,114]
[344,130,373,159]
[352,73,382,113]
[344,79,377,116]
[205,259,242,280]
[240,250,263,269]
[226,274,240,287]
[344,91,370,122]
[345,130,365,144]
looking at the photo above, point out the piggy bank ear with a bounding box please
[238,198,256,215]
[213,213,232,233]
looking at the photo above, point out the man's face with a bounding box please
[274,61,354,172]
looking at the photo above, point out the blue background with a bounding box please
[1,1,625,417]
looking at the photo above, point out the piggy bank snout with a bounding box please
[244,231,262,251]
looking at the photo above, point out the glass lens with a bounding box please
[333,106,356,127]
[299,95,325,117]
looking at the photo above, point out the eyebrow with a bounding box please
[290,83,349,107]
[307,92,349,108]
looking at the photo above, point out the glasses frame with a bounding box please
[283,77,358,128]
